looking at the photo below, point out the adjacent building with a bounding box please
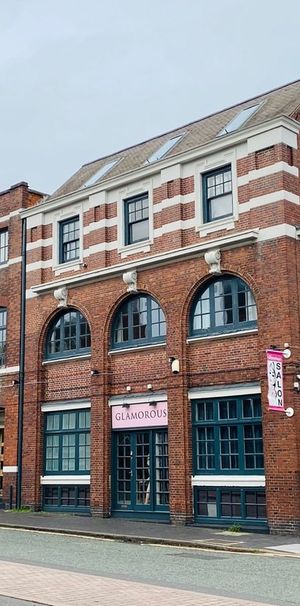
[0,183,44,506]
[1,80,300,533]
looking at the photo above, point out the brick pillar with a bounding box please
[167,370,193,525]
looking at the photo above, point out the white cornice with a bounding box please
[30,228,259,294]
[20,116,300,218]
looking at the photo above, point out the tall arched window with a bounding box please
[112,295,166,349]
[190,275,257,337]
[45,309,91,359]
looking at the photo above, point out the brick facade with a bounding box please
[2,83,300,533]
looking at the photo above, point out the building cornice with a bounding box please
[21,116,300,219]
[30,228,259,295]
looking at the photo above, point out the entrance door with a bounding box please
[113,429,169,518]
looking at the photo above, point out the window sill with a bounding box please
[53,258,83,275]
[0,365,20,375]
[197,217,235,237]
[192,474,265,487]
[42,354,91,365]
[0,262,9,269]
[119,240,152,258]
[109,342,166,355]
[41,475,90,485]
[187,329,258,343]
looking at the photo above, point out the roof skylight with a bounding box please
[218,103,261,136]
[144,134,184,164]
[82,159,120,188]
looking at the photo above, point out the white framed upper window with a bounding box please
[195,150,238,236]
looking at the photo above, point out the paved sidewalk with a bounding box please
[0,510,299,554]
[0,560,278,606]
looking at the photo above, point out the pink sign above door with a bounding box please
[111,401,168,429]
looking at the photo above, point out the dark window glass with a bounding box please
[196,489,217,517]
[112,295,166,349]
[191,276,257,337]
[46,309,91,359]
[44,409,91,475]
[195,487,266,523]
[0,229,8,264]
[43,485,90,510]
[245,490,266,519]
[59,216,80,263]
[203,166,233,223]
[221,490,241,517]
[125,194,149,245]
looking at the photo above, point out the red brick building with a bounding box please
[2,81,300,533]
[0,183,44,506]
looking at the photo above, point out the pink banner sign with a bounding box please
[266,349,285,411]
[112,401,168,429]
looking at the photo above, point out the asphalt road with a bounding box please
[0,528,299,606]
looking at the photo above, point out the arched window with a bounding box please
[190,275,257,337]
[112,295,166,349]
[45,309,91,359]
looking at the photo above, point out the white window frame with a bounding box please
[52,203,84,274]
[195,149,238,237]
[117,180,154,258]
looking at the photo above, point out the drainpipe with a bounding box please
[16,217,27,508]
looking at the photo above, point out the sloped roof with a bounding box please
[51,79,300,199]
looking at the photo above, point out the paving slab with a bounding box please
[0,560,279,606]
[0,510,299,555]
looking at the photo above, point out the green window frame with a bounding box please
[192,396,264,475]
[190,275,257,337]
[0,308,7,368]
[43,485,90,512]
[124,193,149,245]
[194,486,267,526]
[59,216,80,263]
[45,309,91,360]
[112,294,166,349]
[0,229,8,265]
[203,165,233,223]
[44,409,91,475]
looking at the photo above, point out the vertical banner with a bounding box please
[266,349,285,411]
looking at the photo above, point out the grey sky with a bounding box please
[1,0,300,195]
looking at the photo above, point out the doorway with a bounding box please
[112,429,169,518]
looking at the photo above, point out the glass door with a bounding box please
[113,429,169,516]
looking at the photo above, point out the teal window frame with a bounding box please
[124,193,149,245]
[43,485,90,512]
[44,409,91,475]
[0,229,8,265]
[192,396,264,475]
[45,309,91,360]
[112,295,166,350]
[190,275,257,337]
[59,216,80,264]
[203,165,233,223]
[194,486,267,526]
[0,308,7,368]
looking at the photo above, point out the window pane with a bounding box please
[0,308,7,367]
[46,310,90,358]
[113,296,165,347]
[209,194,233,220]
[0,230,8,264]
